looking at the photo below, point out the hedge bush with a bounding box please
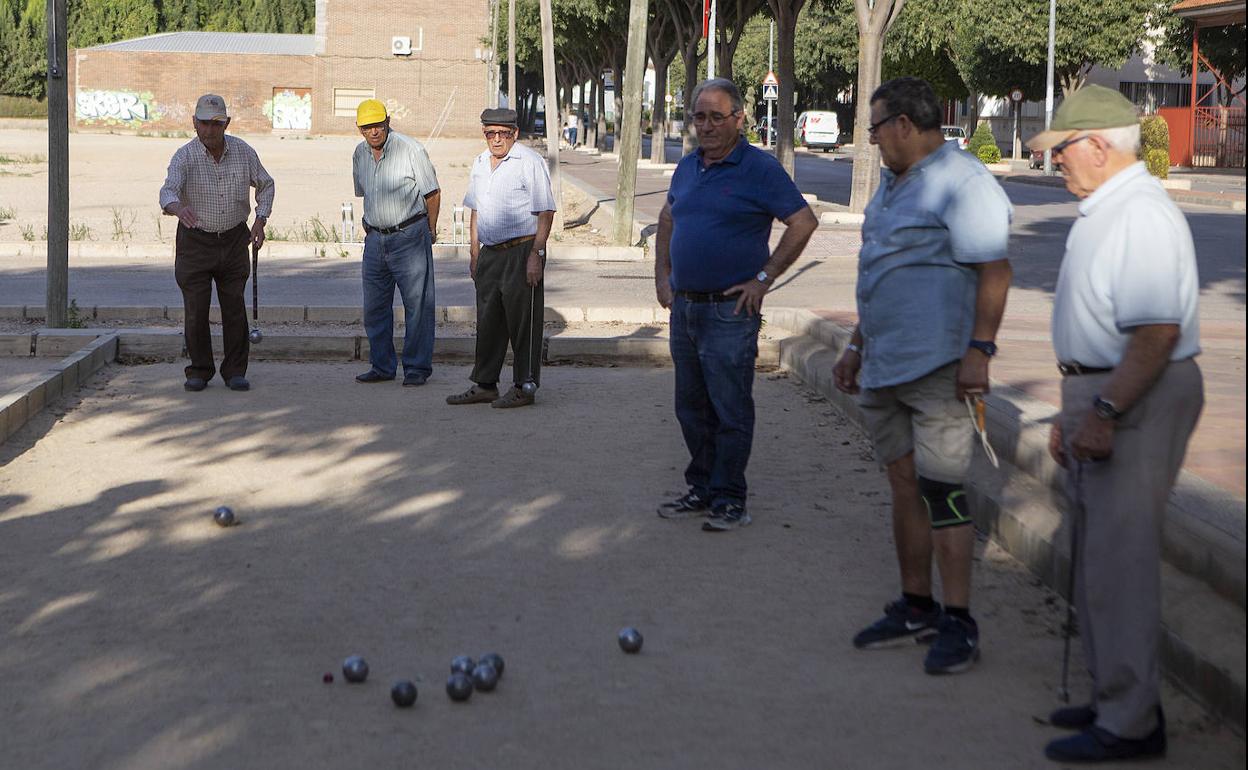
[1145,148,1170,179]
[1139,116,1169,155]
[968,122,996,157]
[976,144,1002,164]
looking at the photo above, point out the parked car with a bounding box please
[941,125,968,150]
[796,111,841,152]
[755,116,778,145]
[1029,148,1062,171]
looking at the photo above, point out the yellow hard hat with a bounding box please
[356,99,388,127]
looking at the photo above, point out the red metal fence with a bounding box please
[1192,107,1245,168]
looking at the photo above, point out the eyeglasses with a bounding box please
[1051,134,1091,155]
[691,110,740,127]
[483,130,513,140]
[867,113,901,135]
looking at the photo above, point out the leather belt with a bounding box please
[364,211,427,235]
[676,290,734,303]
[187,223,246,238]
[485,235,537,250]
[1058,362,1114,377]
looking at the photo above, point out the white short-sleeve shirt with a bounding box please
[1052,162,1200,367]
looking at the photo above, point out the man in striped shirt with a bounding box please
[351,99,442,387]
[446,108,555,409]
[159,94,274,393]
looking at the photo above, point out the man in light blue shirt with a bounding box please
[833,77,1013,675]
[447,108,556,409]
[351,99,441,387]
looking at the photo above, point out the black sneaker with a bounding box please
[657,491,710,519]
[184,377,207,392]
[702,502,751,531]
[1049,704,1097,730]
[923,613,980,674]
[355,370,395,383]
[852,597,942,649]
[1044,719,1166,763]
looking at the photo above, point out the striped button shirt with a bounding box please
[158,135,275,233]
[463,143,556,247]
[352,131,440,229]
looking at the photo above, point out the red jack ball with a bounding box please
[322,672,334,684]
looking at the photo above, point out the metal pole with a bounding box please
[1189,22,1200,168]
[489,0,500,109]
[45,0,68,327]
[1043,0,1056,175]
[538,0,563,231]
[766,21,774,148]
[613,0,649,245]
[707,0,717,80]
[508,0,516,109]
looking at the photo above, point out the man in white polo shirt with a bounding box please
[1028,85,1203,764]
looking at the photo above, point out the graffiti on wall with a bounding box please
[76,90,158,124]
[264,89,312,131]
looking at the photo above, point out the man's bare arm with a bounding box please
[654,203,674,309]
[424,189,441,243]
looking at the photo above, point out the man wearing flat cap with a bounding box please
[160,94,274,392]
[352,98,442,387]
[1030,85,1203,764]
[447,108,556,409]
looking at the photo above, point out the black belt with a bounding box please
[186,223,246,238]
[364,212,427,235]
[485,235,537,250]
[676,290,734,303]
[1058,362,1114,377]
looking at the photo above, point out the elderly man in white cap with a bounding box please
[1029,84,1203,764]
[159,94,274,392]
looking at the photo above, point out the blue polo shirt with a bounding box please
[667,138,808,292]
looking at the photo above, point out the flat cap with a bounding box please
[1027,85,1139,151]
[480,108,519,127]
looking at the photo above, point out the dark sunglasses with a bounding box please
[484,129,514,140]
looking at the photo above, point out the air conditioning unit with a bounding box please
[392,36,412,56]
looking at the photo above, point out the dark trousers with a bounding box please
[471,240,542,388]
[668,296,760,507]
[175,223,251,381]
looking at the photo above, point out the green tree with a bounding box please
[1153,8,1246,107]
[69,0,160,48]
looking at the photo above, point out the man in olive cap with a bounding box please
[351,98,441,386]
[447,108,555,408]
[1030,85,1203,763]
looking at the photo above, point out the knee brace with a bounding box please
[918,476,971,529]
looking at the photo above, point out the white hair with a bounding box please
[1093,124,1141,154]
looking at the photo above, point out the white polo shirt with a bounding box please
[1052,162,1201,367]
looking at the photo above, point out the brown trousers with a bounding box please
[1060,358,1203,739]
[471,240,543,388]
[175,223,251,381]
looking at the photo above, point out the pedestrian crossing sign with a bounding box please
[763,83,778,101]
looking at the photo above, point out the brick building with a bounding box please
[70,0,493,136]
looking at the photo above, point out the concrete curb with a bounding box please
[0,241,646,262]
[1,305,671,324]
[768,308,1246,732]
[0,332,118,444]
[996,175,1246,211]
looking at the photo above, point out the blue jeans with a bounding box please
[362,225,435,378]
[669,297,760,508]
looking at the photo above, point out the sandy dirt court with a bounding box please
[0,125,608,245]
[0,361,1242,769]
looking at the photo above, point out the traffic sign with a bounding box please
[762,83,778,101]
[763,71,779,87]
[1010,88,1024,103]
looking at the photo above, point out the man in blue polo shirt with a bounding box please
[654,77,818,532]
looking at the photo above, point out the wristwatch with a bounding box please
[1092,395,1123,421]
[756,270,771,284]
[534,247,547,258]
[846,342,862,355]
[968,339,998,357]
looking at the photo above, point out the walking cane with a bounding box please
[520,281,539,396]
[1059,460,1083,704]
[248,242,263,344]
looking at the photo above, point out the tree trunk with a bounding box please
[681,46,701,154]
[849,29,883,212]
[774,6,800,177]
[614,0,649,245]
[651,56,672,164]
[597,71,608,150]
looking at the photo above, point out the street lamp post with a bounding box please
[1044,0,1056,175]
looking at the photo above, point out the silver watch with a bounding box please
[756,270,770,284]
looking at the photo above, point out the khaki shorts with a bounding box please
[858,362,973,484]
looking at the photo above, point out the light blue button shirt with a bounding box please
[463,143,557,246]
[857,141,1013,389]
[352,130,439,230]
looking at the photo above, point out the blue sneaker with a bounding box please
[852,597,942,649]
[657,490,710,519]
[923,613,980,674]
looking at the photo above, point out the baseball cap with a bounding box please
[356,99,388,127]
[194,94,229,122]
[1027,85,1139,151]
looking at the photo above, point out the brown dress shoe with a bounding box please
[446,384,499,405]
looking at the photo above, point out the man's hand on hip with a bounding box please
[955,348,990,400]
[833,349,861,395]
[249,218,266,250]
[724,278,768,316]
[525,250,544,287]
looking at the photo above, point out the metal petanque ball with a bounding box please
[471,663,499,692]
[450,655,476,676]
[390,680,418,708]
[342,655,369,683]
[618,627,644,654]
[479,652,505,679]
[446,672,474,702]
[248,328,264,344]
[213,506,236,527]
[521,379,538,397]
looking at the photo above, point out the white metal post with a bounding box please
[766,21,774,148]
[707,0,717,79]
[1044,0,1056,174]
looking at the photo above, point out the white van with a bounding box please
[796,111,841,152]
